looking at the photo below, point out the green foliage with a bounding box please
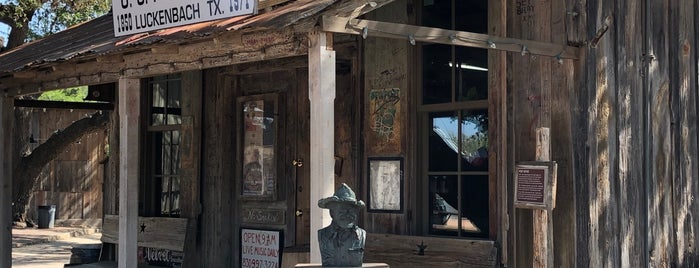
[0,0,110,43]
[37,86,87,102]
[28,0,110,40]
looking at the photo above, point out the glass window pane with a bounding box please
[421,0,451,29]
[151,82,166,126]
[460,175,489,238]
[456,47,488,101]
[422,44,452,104]
[460,109,488,171]
[429,175,458,236]
[455,1,488,34]
[429,111,458,172]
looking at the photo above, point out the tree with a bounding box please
[13,108,109,224]
[0,0,110,49]
[0,1,112,225]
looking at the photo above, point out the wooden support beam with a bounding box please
[0,97,13,268]
[14,99,114,110]
[533,128,553,268]
[150,44,180,55]
[118,78,140,268]
[322,16,580,60]
[307,31,336,263]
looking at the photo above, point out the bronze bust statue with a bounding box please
[317,183,366,267]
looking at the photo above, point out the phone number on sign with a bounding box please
[241,258,278,268]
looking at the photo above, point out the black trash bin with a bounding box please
[37,205,56,229]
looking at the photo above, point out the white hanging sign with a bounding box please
[113,0,258,37]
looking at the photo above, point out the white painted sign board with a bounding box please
[113,0,258,36]
[240,228,283,268]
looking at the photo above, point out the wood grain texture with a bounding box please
[362,1,408,235]
[615,0,645,266]
[117,78,140,268]
[0,97,14,268]
[101,215,188,251]
[364,233,497,267]
[199,69,236,267]
[670,1,699,265]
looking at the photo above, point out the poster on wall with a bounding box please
[367,88,401,154]
[239,94,278,200]
[240,228,283,268]
[367,157,403,213]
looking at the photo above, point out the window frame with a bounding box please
[416,0,495,239]
[141,74,183,218]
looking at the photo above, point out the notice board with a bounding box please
[514,161,557,210]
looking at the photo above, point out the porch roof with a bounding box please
[0,0,400,96]
[0,0,336,76]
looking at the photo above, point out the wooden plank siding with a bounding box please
[549,0,577,267]
[31,109,106,221]
[615,0,645,267]
[199,69,237,268]
[361,0,410,236]
[570,0,699,266]
[670,0,699,266]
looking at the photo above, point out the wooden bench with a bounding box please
[95,214,188,267]
[363,233,497,267]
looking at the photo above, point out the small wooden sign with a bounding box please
[241,208,286,225]
[515,161,557,210]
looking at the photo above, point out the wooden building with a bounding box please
[29,108,106,222]
[0,0,697,267]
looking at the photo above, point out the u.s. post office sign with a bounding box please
[113,0,258,36]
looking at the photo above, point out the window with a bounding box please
[420,0,489,238]
[141,74,182,217]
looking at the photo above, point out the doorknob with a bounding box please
[292,158,304,167]
[295,209,303,217]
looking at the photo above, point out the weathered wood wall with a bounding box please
[572,0,699,267]
[199,68,236,268]
[362,0,411,235]
[508,0,577,267]
[31,108,106,221]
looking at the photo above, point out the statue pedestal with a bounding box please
[295,263,389,268]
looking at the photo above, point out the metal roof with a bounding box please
[0,0,336,75]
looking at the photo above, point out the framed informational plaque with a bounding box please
[367,157,403,213]
[238,93,279,200]
[514,161,557,210]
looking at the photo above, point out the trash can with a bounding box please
[37,205,56,229]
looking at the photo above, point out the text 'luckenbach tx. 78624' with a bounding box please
[112,0,258,37]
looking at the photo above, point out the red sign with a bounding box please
[515,162,556,209]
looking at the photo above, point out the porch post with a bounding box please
[0,96,13,268]
[118,78,140,268]
[308,31,336,263]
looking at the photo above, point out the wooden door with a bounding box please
[290,68,311,246]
